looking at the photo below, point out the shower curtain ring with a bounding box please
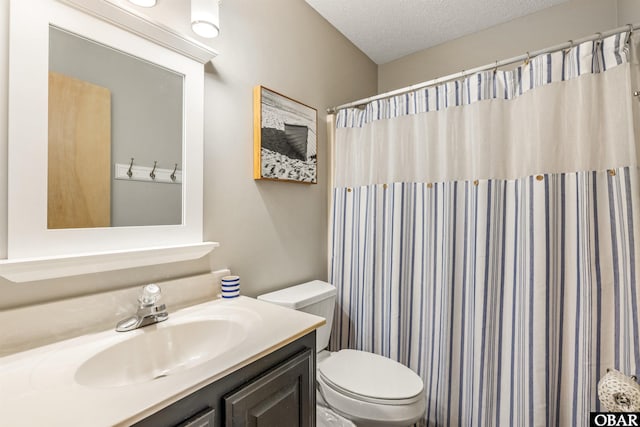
[524,52,530,65]
[564,40,573,55]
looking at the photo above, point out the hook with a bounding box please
[564,40,574,56]
[595,32,603,46]
[493,60,498,75]
[150,161,157,180]
[127,158,134,178]
[524,52,531,66]
[170,163,178,182]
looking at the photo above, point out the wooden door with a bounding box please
[48,71,111,229]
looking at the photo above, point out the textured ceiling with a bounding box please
[305,0,568,64]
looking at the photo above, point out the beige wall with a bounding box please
[0,0,376,309]
[202,0,376,296]
[5,0,636,310]
[618,0,640,24]
[378,0,620,92]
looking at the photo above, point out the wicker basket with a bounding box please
[598,368,640,412]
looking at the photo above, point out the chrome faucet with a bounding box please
[116,284,169,332]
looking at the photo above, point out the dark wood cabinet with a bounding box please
[133,332,315,427]
[224,349,313,427]
[176,407,216,427]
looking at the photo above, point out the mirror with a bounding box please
[48,26,183,228]
[6,0,205,260]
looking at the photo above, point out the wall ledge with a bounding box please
[0,242,219,282]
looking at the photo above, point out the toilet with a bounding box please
[258,280,426,427]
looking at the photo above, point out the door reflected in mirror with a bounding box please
[48,26,184,229]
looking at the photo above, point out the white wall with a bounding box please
[378,0,620,92]
[0,0,376,309]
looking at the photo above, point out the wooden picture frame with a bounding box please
[253,86,317,184]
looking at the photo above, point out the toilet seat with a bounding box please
[317,350,425,426]
[318,349,424,405]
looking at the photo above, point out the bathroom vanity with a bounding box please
[136,333,315,427]
[0,296,323,426]
[1,2,322,423]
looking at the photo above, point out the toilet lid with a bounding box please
[318,350,423,403]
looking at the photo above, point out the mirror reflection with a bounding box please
[48,26,184,229]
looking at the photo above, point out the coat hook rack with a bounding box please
[114,160,182,184]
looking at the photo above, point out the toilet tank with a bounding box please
[257,280,336,352]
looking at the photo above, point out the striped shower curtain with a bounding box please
[329,32,640,426]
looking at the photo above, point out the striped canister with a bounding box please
[221,275,240,298]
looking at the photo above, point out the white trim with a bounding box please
[8,0,205,259]
[0,242,219,282]
[57,0,218,63]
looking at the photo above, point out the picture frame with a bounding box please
[253,86,317,184]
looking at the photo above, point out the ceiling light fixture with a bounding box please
[128,0,157,7]
[191,0,220,38]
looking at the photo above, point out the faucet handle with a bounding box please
[139,284,161,306]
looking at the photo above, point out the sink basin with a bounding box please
[75,319,247,388]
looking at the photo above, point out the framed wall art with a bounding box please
[253,86,317,184]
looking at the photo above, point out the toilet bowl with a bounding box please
[317,405,355,427]
[317,349,425,426]
[258,280,426,427]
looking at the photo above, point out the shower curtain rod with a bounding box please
[327,22,640,114]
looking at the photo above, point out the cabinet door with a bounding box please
[224,349,314,427]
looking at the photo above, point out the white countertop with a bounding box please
[0,296,324,426]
